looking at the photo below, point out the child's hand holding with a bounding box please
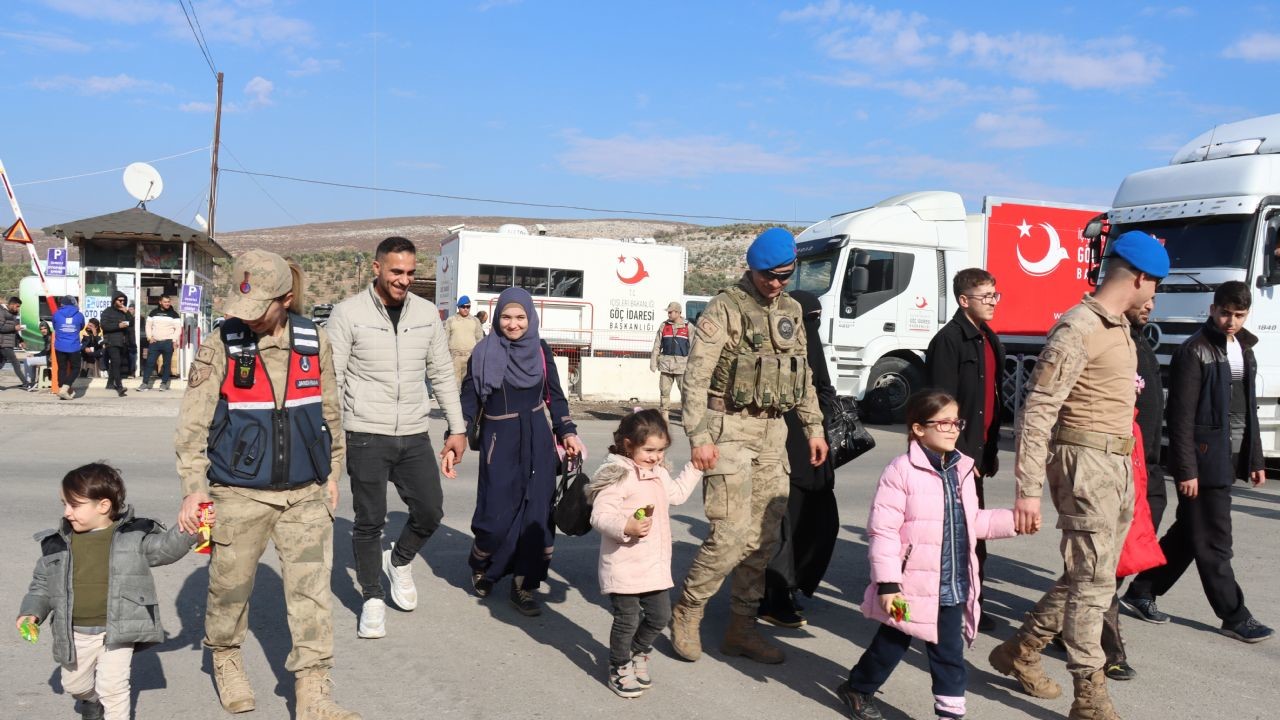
[879,592,906,617]
[624,515,653,539]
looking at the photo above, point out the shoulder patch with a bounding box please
[697,315,722,340]
[189,344,218,388]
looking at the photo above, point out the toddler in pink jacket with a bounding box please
[587,409,702,699]
[839,391,1018,720]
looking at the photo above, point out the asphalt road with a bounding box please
[1,393,1277,719]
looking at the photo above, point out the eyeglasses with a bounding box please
[459,305,471,309]
[759,268,795,283]
[922,419,966,432]
[964,292,1002,305]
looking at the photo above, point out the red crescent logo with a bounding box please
[617,256,649,285]
[914,296,927,309]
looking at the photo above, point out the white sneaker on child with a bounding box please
[607,661,644,698]
[357,598,387,639]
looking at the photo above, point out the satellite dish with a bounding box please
[123,162,164,204]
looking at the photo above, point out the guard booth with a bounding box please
[42,208,230,380]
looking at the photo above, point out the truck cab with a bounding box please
[1106,113,1280,458]
[792,191,969,422]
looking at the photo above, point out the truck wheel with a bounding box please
[864,357,922,425]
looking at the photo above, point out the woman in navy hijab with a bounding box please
[446,287,583,615]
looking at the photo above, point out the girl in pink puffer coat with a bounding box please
[587,410,702,700]
[838,391,1019,720]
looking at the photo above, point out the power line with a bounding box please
[186,0,216,70]
[220,167,813,224]
[219,145,301,225]
[177,0,217,78]
[13,146,211,187]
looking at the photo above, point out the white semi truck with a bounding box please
[1097,113,1280,457]
[791,192,1103,423]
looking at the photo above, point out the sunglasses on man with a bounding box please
[459,304,471,309]
[759,267,795,283]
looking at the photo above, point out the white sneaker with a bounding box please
[383,544,418,611]
[357,598,387,639]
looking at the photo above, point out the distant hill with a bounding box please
[1,215,806,309]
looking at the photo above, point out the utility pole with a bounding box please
[207,71,224,239]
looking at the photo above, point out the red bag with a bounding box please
[1116,414,1166,578]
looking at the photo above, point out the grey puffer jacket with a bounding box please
[18,507,195,664]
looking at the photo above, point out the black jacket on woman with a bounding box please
[1166,321,1263,488]
[925,309,1005,476]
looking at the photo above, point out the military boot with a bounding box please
[1069,670,1122,720]
[669,599,704,662]
[988,632,1062,699]
[295,669,362,720]
[720,612,785,664]
[211,648,255,713]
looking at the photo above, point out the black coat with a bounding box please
[99,306,132,349]
[1132,324,1165,479]
[925,310,1005,476]
[1166,321,1263,487]
[784,314,837,491]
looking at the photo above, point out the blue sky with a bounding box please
[2,1,1278,233]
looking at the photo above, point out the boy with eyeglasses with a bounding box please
[926,267,1005,631]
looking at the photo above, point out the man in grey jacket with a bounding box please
[328,236,468,639]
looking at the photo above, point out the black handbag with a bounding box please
[553,456,593,536]
[467,401,484,451]
[827,395,876,469]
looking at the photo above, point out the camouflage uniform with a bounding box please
[445,313,483,385]
[994,294,1136,708]
[678,274,824,617]
[175,321,346,675]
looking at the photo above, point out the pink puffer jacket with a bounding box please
[589,455,702,595]
[861,443,1017,645]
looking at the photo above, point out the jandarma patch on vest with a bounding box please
[777,316,795,340]
[296,379,320,389]
[697,315,721,339]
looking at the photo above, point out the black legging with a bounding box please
[56,350,81,389]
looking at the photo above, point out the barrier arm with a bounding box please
[0,158,61,393]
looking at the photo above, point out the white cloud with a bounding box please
[1223,33,1280,62]
[949,32,1163,89]
[784,3,1164,90]
[0,29,90,52]
[32,73,172,95]
[558,132,803,180]
[972,113,1069,149]
[287,57,340,77]
[813,71,1038,108]
[179,101,215,113]
[1139,5,1195,18]
[39,0,315,46]
[244,76,274,107]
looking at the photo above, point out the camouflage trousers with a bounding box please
[680,412,789,616]
[657,373,684,415]
[452,354,471,386]
[205,483,335,674]
[1018,444,1133,678]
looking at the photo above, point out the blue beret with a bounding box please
[747,227,797,271]
[1108,231,1169,279]
[457,295,471,307]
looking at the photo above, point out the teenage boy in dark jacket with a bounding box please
[1122,281,1273,643]
[926,267,1005,630]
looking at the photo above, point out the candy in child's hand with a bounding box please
[194,501,214,555]
[891,597,911,623]
[19,619,39,644]
[633,505,655,520]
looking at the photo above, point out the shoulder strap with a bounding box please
[541,344,551,406]
[288,313,320,356]
[220,318,256,359]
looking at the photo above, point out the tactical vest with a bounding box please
[206,314,332,490]
[708,286,809,412]
[659,321,690,357]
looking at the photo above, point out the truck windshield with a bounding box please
[1117,215,1252,270]
[787,249,839,294]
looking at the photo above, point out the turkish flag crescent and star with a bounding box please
[983,201,1103,337]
